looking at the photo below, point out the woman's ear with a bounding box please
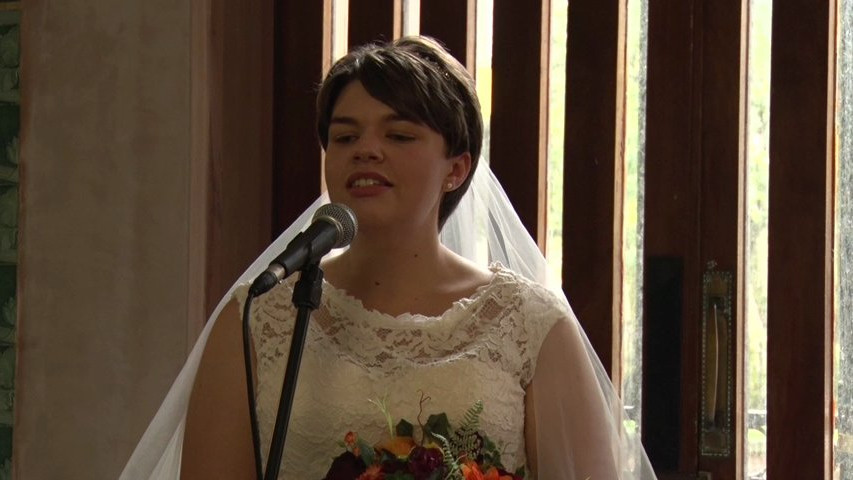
[445,152,472,191]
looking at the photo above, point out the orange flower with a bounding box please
[375,436,416,458]
[460,460,485,480]
[483,467,514,480]
[356,465,384,480]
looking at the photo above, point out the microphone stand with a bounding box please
[263,261,324,480]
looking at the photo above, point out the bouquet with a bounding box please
[323,395,526,480]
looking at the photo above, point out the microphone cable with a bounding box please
[242,290,263,479]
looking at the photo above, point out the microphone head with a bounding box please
[312,203,358,248]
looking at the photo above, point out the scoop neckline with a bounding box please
[320,262,512,324]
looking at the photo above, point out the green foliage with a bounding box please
[368,395,395,437]
[478,436,504,470]
[396,419,414,437]
[357,438,375,466]
[451,400,483,458]
[423,412,451,445]
[747,428,766,444]
[432,432,462,480]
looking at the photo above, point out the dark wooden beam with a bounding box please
[695,0,746,478]
[766,0,834,476]
[419,0,475,70]
[207,0,275,316]
[273,0,328,236]
[490,0,547,246]
[348,0,401,48]
[643,0,700,473]
[562,0,621,380]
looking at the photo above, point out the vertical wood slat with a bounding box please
[419,0,475,71]
[189,0,211,340]
[696,0,746,478]
[348,0,402,48]
[489,0,548,246]
[767,0,834,477]
[207,0,275,316]
[273,0,328,235]
[644,0,701,472]
[562,0,621,378]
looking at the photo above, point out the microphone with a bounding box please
[249,203,357,296]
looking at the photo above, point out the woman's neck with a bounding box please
[330,227,447,286]
[320,225,492,316]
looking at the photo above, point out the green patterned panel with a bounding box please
[0,7,18,479]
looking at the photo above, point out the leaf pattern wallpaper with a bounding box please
[0,7,18,480]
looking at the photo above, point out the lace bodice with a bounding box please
[237,263,567,479]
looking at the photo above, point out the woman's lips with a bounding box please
[346,172,392,197]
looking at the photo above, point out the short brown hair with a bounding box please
[316,36,483,229]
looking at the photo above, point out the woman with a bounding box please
[123,36,656,479]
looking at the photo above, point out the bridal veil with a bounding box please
[120,163,656,479]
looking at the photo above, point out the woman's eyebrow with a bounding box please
[329,115,359,126]
[329,113,420,126]
[383,113,416,123]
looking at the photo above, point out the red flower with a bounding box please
[406,446,444,479]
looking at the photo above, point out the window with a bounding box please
[621,0,648,437]
[835,0,853,477]
[744,0,772,477]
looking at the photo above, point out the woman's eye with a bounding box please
[388,133,415,142]
[332,134,357,144]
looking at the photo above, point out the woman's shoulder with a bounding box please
[486,263,570,315]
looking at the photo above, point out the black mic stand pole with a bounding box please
[263,260,324,480]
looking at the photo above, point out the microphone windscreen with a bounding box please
[312,203,357,248]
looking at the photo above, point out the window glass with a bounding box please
[546,0,568,286]
[834,0,853,477]
[402,0,420,36]
[743,0,772,477]
[621,0,649,437]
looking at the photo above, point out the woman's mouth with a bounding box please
[351,178,386,188]
[346,173,393,196]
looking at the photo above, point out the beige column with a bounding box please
[17,2,193,478]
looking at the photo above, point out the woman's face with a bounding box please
[324,81,470,233]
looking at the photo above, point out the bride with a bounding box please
[122,35,657,479]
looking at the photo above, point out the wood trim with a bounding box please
[189,0,211,343]
[489,0,548,247]
[644,1,747,476]
[562,0,621,377]
[695,0,746,478]
[273,1,328,235]
[418,0,476,71]
[613,0,628,393]
[766,0,834,476]
[348,0,402,47]
[207,0,275,316]
[644,0,701,472]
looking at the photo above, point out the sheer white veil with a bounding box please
[120,163,656,479]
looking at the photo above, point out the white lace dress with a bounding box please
[238,263,566,479]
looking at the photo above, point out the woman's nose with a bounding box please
[352,136,383,162]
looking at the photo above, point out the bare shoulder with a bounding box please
[442,247,494,292]
[182,296,255,478]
